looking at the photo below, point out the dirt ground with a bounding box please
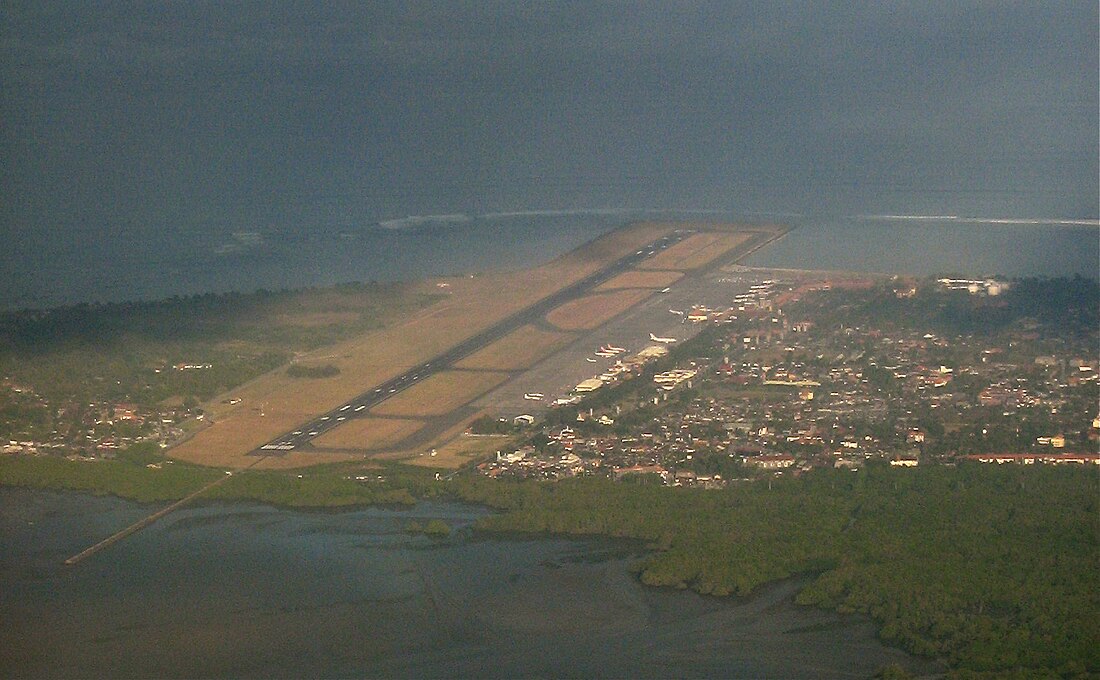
[455,325,575,371]
[273,311,361,327]
[545,289,654,331]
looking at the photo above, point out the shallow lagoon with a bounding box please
[1,487,942,678]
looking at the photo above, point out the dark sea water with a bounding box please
[745,216,1099,278]
[3,211,1096,311]
[0,487,942,679]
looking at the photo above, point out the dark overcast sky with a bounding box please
[2,1,1096,249]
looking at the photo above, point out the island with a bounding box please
[2,221,1097,677]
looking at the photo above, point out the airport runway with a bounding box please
[255,231,687,453]
[476,231,789,415]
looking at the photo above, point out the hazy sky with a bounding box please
[2,1,1097,251]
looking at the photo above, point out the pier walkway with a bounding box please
[63,467,242,566]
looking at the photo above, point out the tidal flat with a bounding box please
[1,487,940,678]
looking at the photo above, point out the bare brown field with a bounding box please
[407,432,512,470]
[545,288,653,331]
[595,269,683,291]
[371,370,510,418]
[455,325,574,371]
[168,221,679,468]
[676,232,753,269]
[274,311,361,327]
[311,417,425,451]
[637,232,727,270]
[386,412,504,467]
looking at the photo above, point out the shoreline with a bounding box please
[0,484,947,678]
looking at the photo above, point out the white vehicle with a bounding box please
[308,431,318,436]
[320,416,330,421]
[523,393,544,400]
[586,357,597,363]
[650,333,677,344]
[340,405,351,411]
[354,405,366,412]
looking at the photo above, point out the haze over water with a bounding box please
[2,3,1096,308]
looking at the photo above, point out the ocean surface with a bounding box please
[744,215,1099,278]
[0,487,942,678]
[3,211,1096,311]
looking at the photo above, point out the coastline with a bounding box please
[0,485,945,679]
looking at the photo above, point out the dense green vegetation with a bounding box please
[0,455,441,507]
[808,276,1099,339]
[405,519,452,536]
[0,455,222,503]
[0,283,440,406]
[451,464,1100,676]
[207,468,418,507]
[3,453,1097,675]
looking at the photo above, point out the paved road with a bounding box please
[255,231,687,453]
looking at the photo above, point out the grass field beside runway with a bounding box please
[545,289,654,331]
[370,370,511,418]
[312,417,425,451]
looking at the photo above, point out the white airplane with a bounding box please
[650,333,677,344]
[605,344,626,353]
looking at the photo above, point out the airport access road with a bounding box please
[255,231,687,453]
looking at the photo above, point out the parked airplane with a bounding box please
[650,333,677,344]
